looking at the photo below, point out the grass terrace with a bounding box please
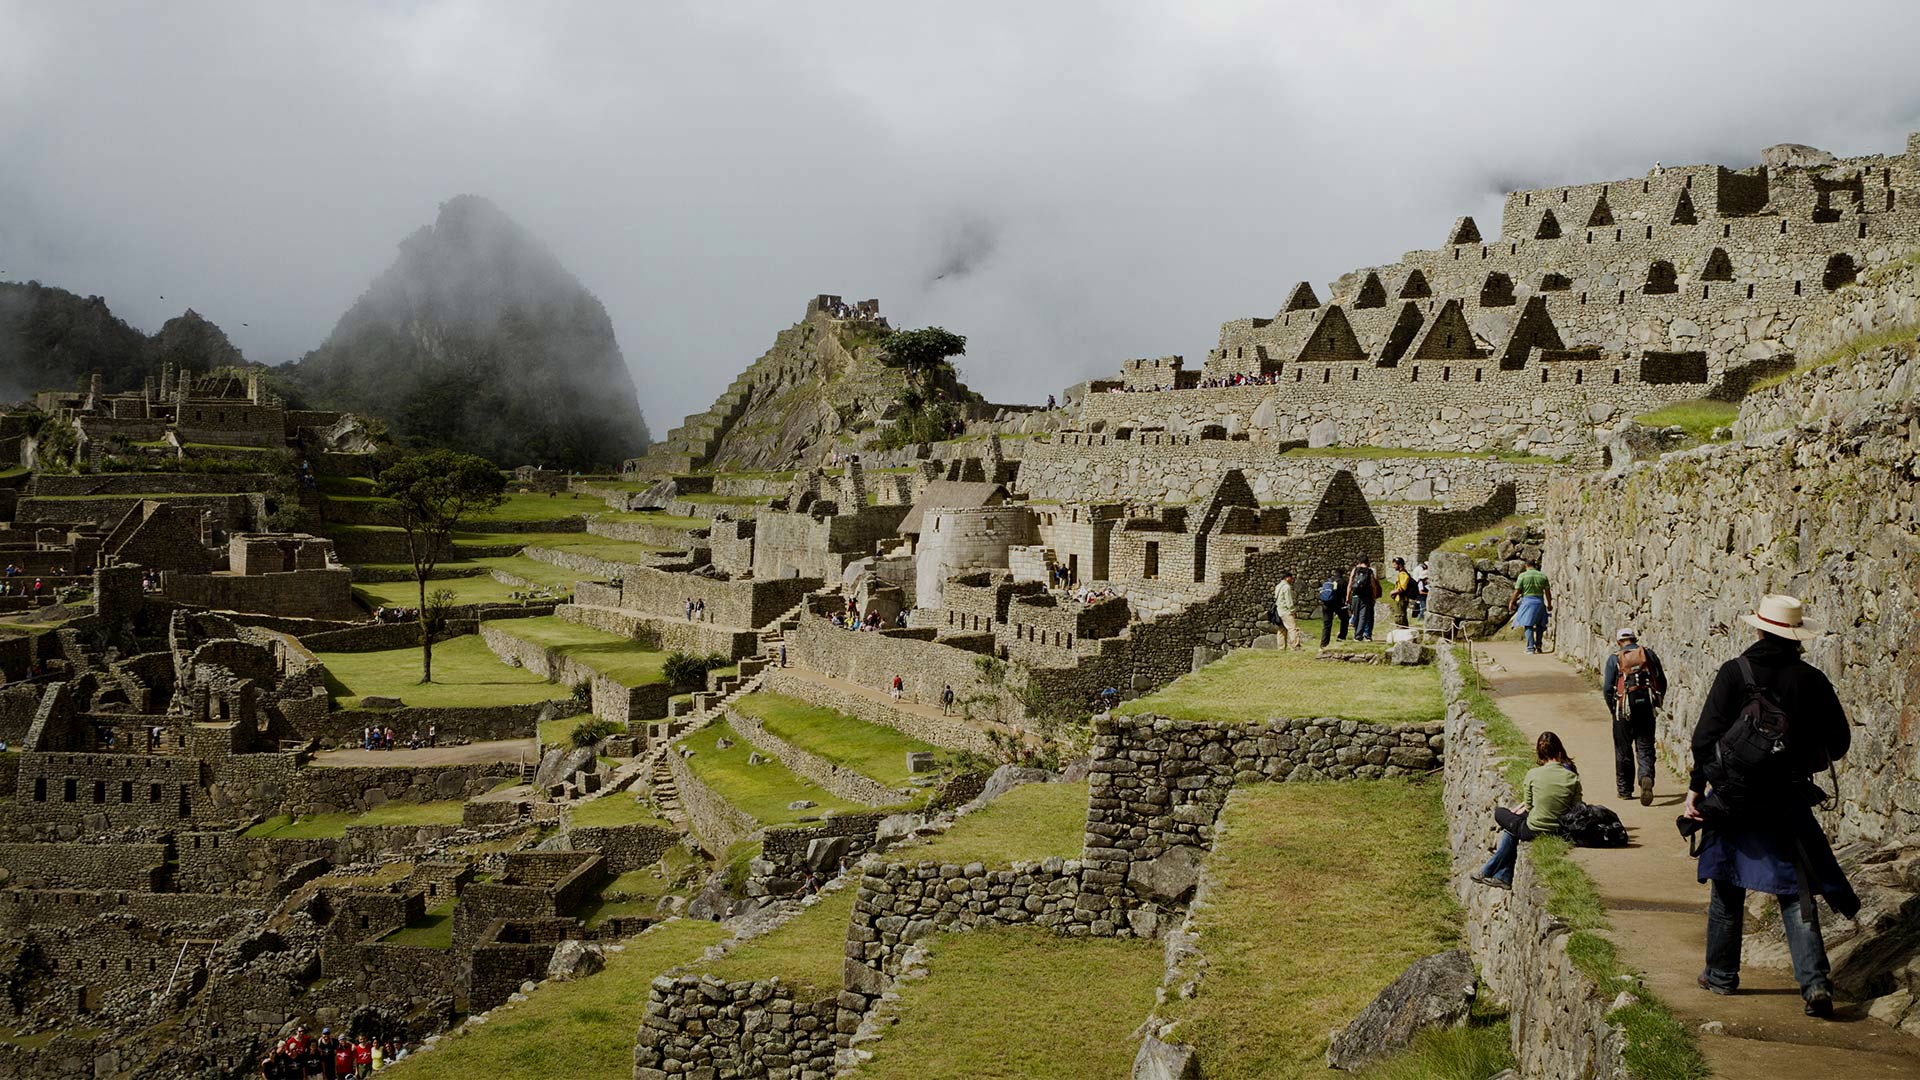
[732,691,941,788]
[1436,514,1534,556]
[1120,647,1444,727]
[243,798,471,839]
[700,885,858,998]
[678,492,767,507]
[1161,781,1458,1078]
[384,918,730,1080]
[855,928,1162,1079]
[1634,399,1738,443]
[482,615,669,688]
[568,794,673,830]
[886,781,1087,866]
[577,853,699,927]
[675,720,868,825]
[590,510,710,532]
[315,633,573,709]
[354,574,561,610]
[382,897,457,948]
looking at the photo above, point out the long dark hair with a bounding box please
[1536,731,1577,773]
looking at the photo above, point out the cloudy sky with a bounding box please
[5,1,1920,431]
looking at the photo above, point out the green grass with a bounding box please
[1281,445,1559,464]
[590,510,710,531]
[569,795,672,829]
[355,574,563,609]
[515,534,673,564]
[1747,321,1920,395]
[323,488,603,525]
[244,798,469,839]
[1120,648,1444,727]
[1162,781,1457,1079]
[1635,399,1737,442]
[354,554,588,592]
[482,615,669,688]
[1437,514,1534,556]
[700,886,857,998]
[0,465,28,480]
[888,781,1087,865]
[675,720,868,825]
[733,691,939,788]
[539,715,613,748]
[855,928,1164,1079]
[1453,647,1707,1079]
[315,633,571,709]
[384,918,730,1080]
[382,898,457,948]
[1357,1001,1513,1080]
[578,867,676,927]
[678,493,767,507]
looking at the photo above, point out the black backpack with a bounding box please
[1711,657,1797,789]
[1558,802,1628,847]
[1350,566,1373,597]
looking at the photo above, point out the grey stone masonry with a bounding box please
[633,975,840,1079]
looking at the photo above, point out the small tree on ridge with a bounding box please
[376,450,506,683]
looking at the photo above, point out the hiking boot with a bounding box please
[1639,780,1655,806]
[1697,973,1736,996]
[1470,873,1511,891]
[1805,991,1834,1018]
[1618,789,1634,800]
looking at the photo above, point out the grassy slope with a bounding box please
[355,574,558,609]
[569,795,673,829]
[1163,781,1457,1079]
[315,633,570,709]
[385,918,729,1080]
[856,928,1163,1079]
[675,720,868,824]
[1120,648,1444,726]
[885,781,1087,866]
[481,615,669,687]
[733,691,938,788]
[1635,399,1738,441]
[244,798,470,838]
[700,886,857,997]
[382,898,457,948]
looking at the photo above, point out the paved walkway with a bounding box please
[1475,642,1920,1075]
[309,737,536,767]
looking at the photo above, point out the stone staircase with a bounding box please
[644,743,688,829]
[630,371,757,477]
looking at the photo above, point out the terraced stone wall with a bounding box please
[633,975,840,1079]
[662,745,757,855]
[762,667,993,753]
[724,705,899,806]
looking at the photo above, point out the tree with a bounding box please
[375,450,505,683]
[880,326,966,370]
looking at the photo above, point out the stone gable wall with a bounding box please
[0,841,167,890]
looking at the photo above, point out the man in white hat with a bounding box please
[1683,593,1856,1017]
[1601,627,1666,804]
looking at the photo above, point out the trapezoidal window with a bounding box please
[1671,189,1698,225]
[1354,273,1387,309]
[1535,209,1562,239]
[1643,261,1678,295]
[1823,253,1859,290]
[1538,272,1572,291]
[1399,269,1431,299]
[1701,248,1734,282]
[1585,192,1615,227]
[1479,272,1516,307]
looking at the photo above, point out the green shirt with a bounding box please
[1516,568,1550,597]
[1523,763,1581,834]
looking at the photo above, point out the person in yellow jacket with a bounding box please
[1389,557,1416,629]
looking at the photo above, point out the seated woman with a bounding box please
[1473,731,1581,889]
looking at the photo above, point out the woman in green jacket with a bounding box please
[1473,731,1581,889]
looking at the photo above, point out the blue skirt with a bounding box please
[1696,825,1849,899]
[1512,595,1549,630]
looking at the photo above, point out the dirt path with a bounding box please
[1474,642,1920,1076]
[309,737,536,767]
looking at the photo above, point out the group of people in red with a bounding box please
[258,1026,405,1078]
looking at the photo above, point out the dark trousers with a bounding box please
[1479,807,1538,884]
[1350,598,1375,641]
[1704,878,1831,999]
[1320,601,1348,646]
[1612,698,1656,794]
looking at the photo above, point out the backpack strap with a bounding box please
[1734,655,1761,691]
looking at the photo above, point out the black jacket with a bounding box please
[1601,645,1667,715]
[1688,635,1850,794]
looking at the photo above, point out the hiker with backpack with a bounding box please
[1602,628,1667,804]
[1508,560,1551,653]
[1317,570,1348,648]
[1347,557,1380,642]
[1471,731,1582,890]
[1683,593,1857,1017]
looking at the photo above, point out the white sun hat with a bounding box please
[1617,628,1636,640]
[1741,593,1819,641]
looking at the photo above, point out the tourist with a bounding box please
[1413,561,1430,617]
[354,1036,372,1077]
[426,723,437,748]
[383,725,396,750]
[1472,731,1581,890]
[1602,629,1667,804]
[779,642,788,668]
[1508,560,1551,653]
[685,597,694,621]
[940,684,954,715]
[332,1037,355,1080]
[1318,570,1348,647]
[1389,557,1416,629]
[694,598,706,622]
[369,1037,384,1072]
[1685,593,1857,1017]
[258,1045,288,1079]
[1270,570,1303,650]
[890,673,904,701]
[1346,557,1378,642]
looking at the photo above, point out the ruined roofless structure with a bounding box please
[1079,137,1920,459]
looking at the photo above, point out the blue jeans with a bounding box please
[1703,878,1831,999]
[1350,600,1374,641]
[1478,807,1534,885]
[1523,624,1544,651]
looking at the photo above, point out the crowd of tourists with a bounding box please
[257,1026,407,1078]
[1,564,50,598]
[371,606,418,624]
[361,724,435,750]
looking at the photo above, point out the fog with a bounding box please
[4,1,1920,429]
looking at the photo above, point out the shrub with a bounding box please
[569,718,618,749]
[662,650,730,688]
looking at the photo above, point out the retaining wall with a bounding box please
[662,746,757,855]
[724,706,899,806]
[763,668,992,753]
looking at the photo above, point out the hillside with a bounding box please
[285,195,650,470]
[0,281,167,400]
[635,298,982,475]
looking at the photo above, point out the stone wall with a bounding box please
[289,761,521,816]
[308,700,561,748]
[29,472,277,496]
[555,603,761,661]
[633,974,840,1079]
[724,705,900,806]
[0,841,166,889]
[663,745,757,854]
[1546,339,1920,844]
[617,564,821,629]
[161,566,360,621]
[172,830,339,894]
[763,667,992,753]
[480,623,669,726]
[566,821,680,874]
[584,514,712,548]
[1439,649,1627,1076]
[752,813,890,896]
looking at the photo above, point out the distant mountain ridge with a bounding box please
[285,195,651,469]
[0,282,242,401]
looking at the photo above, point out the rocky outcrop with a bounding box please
[1326,949,1476,1070]
[1422,524,1544,638]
